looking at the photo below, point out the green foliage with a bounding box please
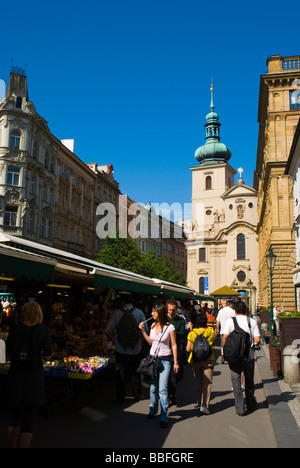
[279,310,300,318]
[95,232,186,286]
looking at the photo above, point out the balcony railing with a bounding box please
[282,57,300,70]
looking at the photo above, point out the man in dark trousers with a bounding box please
[166,298,186,405]
[222,300,261,416]
[106,293,148,403]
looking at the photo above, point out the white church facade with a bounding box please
[186,86,259,313]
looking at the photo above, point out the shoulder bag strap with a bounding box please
[154,324,169,358]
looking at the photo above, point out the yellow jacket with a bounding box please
[187,327,216,363]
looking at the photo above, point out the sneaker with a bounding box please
[200,406,210,415]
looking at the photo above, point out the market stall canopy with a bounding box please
[0,243,56,282]
[152,278,195,298]
[0,233,196,299]
[210,285,240,297]
[194,293,217,303]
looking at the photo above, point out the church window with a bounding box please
[199,277,205,294]
[248,202,253,208]
[237,233,246,259]
[229,204,233,210]
[199,248,206,262]
[10,130,21,148]
[16,97,22,109]
[205,176,212,190]
[237,270,246,283]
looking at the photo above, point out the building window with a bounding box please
[16,97,22,109]
[30,176,36,194]
[40,218,46,237]
[33,142,38,159]
[4,205,18,226]
[10,131,21,148]
[7,166,20,186]
[199,247,206,262]
[29,213,34,232]
[48,221,53,239]
[237,233,246,259]
[237,270,246,283]
[199,277,205,294]
[42,184,47,201]
[205,176,212,190]
[290,90,300,109]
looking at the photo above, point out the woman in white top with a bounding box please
[139,303,179,427]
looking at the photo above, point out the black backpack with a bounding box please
[223,317,251,365]
[117,307,140,347]
[192,331,212,362]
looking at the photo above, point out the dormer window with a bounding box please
[16,97,22,109]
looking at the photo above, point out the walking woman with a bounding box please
[186,311,216,415]
[139,303,179,428]
[6,302,52,448]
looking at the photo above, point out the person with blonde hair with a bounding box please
[6,301,52,448]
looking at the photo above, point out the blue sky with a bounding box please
[1,0,299,221]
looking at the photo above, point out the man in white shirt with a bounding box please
[222,301,261,416]
[216,299,236,363]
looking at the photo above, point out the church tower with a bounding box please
[186,85,258,312]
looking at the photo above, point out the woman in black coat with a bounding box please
[6,301,52,448]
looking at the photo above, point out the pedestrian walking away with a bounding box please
[106,293,148,403]
[222,300,261,416]
[186,311,216,415]
[139,303,179,428]
[216,299,235,363]
[165,298,185,406]
[6,301,52,448]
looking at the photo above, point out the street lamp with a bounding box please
[247,279,253,316]
[266,248,276,338]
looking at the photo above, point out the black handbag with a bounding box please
[137,325,169,378]
[136,355,162,378]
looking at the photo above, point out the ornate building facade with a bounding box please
[0,68,58,246]
[254,55,300,311]
[186,86,258,311]
[0,68,120,259]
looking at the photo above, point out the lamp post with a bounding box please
[266,248,276,338]
[247,279,253,317]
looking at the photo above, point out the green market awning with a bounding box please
[94,271,161,294]
[0,253,55,282]
[0,242,56,282]
[152,279,195,299]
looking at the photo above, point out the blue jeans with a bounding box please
[149,359,172,422]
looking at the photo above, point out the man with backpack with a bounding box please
[222,300,261,416]
[106,293,148,403]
